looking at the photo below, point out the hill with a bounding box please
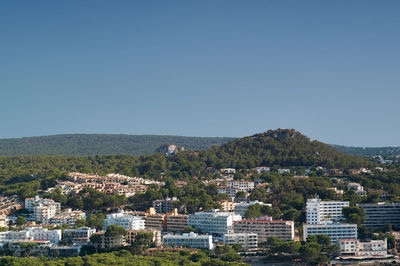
[331,144,400,157]
[0,134,235,156]
[190,129,365,169]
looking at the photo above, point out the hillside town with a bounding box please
[0,168,399,265]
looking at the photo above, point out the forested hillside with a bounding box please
[332,144,400,157]
[0,134,234,156]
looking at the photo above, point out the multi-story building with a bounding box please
[63,227,96,244]
[234,201,271,216]
[338,238,387,256]
[218,187,240,198]
[223,233,258,250]
[306,198,349,224]
[48,209,86,227]
[0,227,61,246]
[144,211,165,231]
[164,209,188,232]
[126,229,162,246]
[0,215,9,228]
[25,196,61,224]
[163,232,213,250]
[226,180,255,192]
[303,223,358,244]
[188,210,241,236]
[97,231,127,249]
[102,212,145,231]
[152,197,178,214]
[219,200,235,212]
[358,203,400,230]
[233,218,294,243]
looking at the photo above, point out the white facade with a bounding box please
[103,212,145,231]
[306,198,349,224]
[338,238,387,256]
[25,196,61,224]
[63,227,96,244]
[226,180,255,192]
[163,232,213,249]
[48,209,86,226]
[234,201,271,216]
[0,227,61,246]
[188,210,241,235]
[223,233,258,250]
[218,187,239,198]
[303,223,357,244]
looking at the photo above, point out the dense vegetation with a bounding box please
[0,134,234,156]
[0,250,246,266]
[332,144,400,157]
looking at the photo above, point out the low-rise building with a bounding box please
[163,232,213,249]
[338,238,387,256]
[303,223,358,244]
[223,233,258,250]
[48,209,86,227]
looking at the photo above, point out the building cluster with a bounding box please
[51,172,166,197]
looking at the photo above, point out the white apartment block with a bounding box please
[303,223,358,244]
[33,203,60,224]
[0,227,61,246]
[163,232,213,250]
[338,238,387,256]
[234,201,272,216]
[188,210,242,235]
[25,196,61,212]
[49,209,86,227]
[347,183,367,196]
[223,233,258,250]
[226,180,255,192]
[233,218,294,243]
[306,198,349,224]
[218,187,240,198]
[103,212,145,231]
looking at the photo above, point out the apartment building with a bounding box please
[165,209,188,232]
[163,232,213,249]
[188,210,241,235]
[303,223,358,244]
[233,218,294,243]
[338,238,387,256]
[102,212,145,231]
[358,203,400,230]
[152,197,178,214]
[63,227,96,244]
[347,183,367,196]
[0,227,61,246]
[48,209,86,227]
[227,180,255,192]
[306,198,349,224]
[223,233,258,250]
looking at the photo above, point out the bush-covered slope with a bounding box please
[190,129,366,169]
[0,134,235,156]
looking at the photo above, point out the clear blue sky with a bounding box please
[1,1,399,146]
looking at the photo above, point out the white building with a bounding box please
[218,187,239,198]
[188,210,241,235]
[233,218,294,242]
[48,209,86,227]
[0,215,9,228]
[234,201,272,216]
[163,232,213,250]
[25,196,61,224]
[347,183,367,196]
[226,180,255,192]
[103,212,145,231]
[306,198,349,224]
[220,168,236,174]
[338,238,387,256]
[223,233,258,250]
[0,227,61,246]
[303,223,358,244]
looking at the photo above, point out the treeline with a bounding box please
[0,249,246,266]
[332,144,400,157]
[0,134,234,156]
